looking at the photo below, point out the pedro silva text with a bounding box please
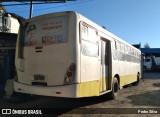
[2,109,42,115]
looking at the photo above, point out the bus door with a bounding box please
[100,38,111,92]
[80,25,100,97]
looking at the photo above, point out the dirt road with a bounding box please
[0,72,160,117]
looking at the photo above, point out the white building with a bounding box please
[0,6,23,34]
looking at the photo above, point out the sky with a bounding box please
[2,0,160,48]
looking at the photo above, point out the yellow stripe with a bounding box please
[78,80,100,97]
[119,74,137,87]
[78,74,140,97]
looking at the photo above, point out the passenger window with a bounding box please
[124,45,127,53]
[121,43,124,52]
[112,40,116,50]
[81,22,98,44]
[88,28,98,44]
[128,47,131,54]
[130,48,133,55]
[81,22,99,57]
[81,24,88,41]
[82,40,99,57]
[116,42,120,51]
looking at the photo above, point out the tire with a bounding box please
[108,77,119,99]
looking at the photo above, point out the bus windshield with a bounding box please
[23,15,68,46]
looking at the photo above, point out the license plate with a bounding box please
[34,75,45,81]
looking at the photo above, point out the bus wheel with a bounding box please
[109,77,119,99]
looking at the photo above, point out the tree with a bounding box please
[144,43,150,48]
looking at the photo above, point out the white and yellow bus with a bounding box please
[14,11,141,99]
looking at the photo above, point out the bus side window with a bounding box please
[124,45,127,53]
[112,40,116,50]
[88,27,98,44]
[113,40,117,60]
[116,41,120,51]
[81,24,88,41]
[128,47,131,55]
[82,41,99,57]
[121,43,124,52]
[81,23,99,58]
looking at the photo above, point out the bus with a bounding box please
[14,11,142,99]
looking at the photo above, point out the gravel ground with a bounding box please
[0,72,160,117]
